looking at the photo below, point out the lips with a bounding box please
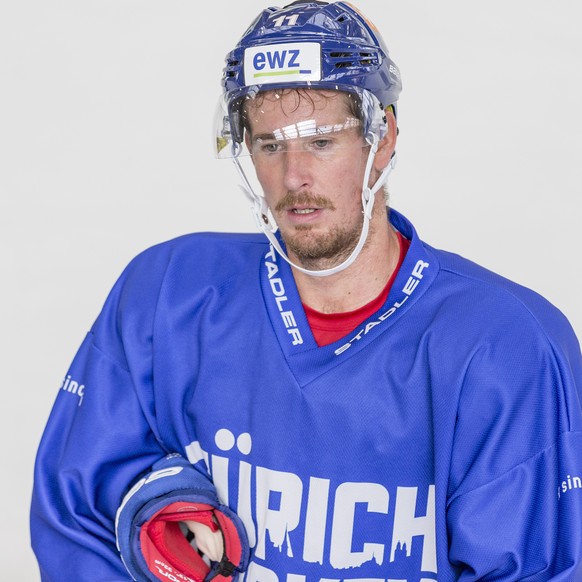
[275,192,335,213]
[292,208,318,214]
[285,206,325,226]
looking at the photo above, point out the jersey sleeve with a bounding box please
[446,308,582,580]
[30,250,173,580]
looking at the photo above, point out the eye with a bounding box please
[311,138,333,149]
[263,143,280,153]
[255,140,282,154]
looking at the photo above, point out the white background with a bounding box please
[2,1,581,578]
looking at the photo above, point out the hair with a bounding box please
[240,88,365,138]
[241,87,396,139]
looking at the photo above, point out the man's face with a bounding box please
[244,90,371,270]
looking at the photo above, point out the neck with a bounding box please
[291,205,399,313]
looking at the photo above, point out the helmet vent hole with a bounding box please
[329,51,354,68]
[359,52,373,66]
[329,51,375,69]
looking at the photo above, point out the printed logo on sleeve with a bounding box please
[558,473,582,499]
[61,375,85,406]
[244,42,321,85]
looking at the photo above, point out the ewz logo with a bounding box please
[253,49,310,77]
[245,42,321,82]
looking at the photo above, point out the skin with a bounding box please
[184,520,224,562]
[245,89,399,313]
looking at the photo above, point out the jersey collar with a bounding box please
[259,209,440,386]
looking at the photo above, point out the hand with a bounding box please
[183,519,224,562]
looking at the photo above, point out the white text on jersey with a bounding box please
[334,259,430,355]
[265,246,303,346]
[186,430,437,580]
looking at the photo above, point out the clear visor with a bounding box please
[214,87,387,159]
[248,118,366,163]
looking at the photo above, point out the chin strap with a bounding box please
[232,137,396,278]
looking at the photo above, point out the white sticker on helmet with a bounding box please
[244,42,321,86]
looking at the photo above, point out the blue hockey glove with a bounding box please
[115,453,250,582]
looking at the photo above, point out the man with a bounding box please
[31,2,582,581]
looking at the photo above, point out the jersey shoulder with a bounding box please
[428,244,579,353]
[124,231,268,285]
[90,232,269,362]
[135,230,267,266]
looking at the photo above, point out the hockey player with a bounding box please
[31,2,582,581]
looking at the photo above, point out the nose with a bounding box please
[282,149,312,192]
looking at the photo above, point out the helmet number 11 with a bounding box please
[272,14,300,27]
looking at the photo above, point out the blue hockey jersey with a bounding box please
[31,210,582,581]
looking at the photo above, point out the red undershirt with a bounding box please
[303,231,410,347]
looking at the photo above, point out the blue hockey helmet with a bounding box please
[220,1,402,148]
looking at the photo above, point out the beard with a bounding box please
[273,191,366,270]
[283,223,363,270]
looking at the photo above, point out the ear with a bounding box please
[373,107,398,171]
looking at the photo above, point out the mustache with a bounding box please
[274,192,336,212]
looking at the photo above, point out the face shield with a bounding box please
[214,86,387,160]
[213,86,395,278]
